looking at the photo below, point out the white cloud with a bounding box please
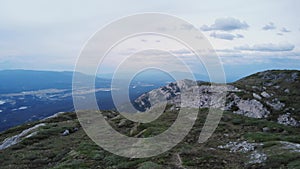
[262,22,276,30]
[210,32,244,40]
[201,17,249,31]
[219,50,300,65]
[280,27,291,33]
[235,43,295,52]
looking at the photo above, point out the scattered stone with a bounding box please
[248,150,267,164]
[130,123,140,136]
[218,141,261,153]
[262,127,270,132]
[253,93,262,100]
[291,72,298,81]
[266,99,285,110]
[277,113,300,127]
[111,115,122,121]
[261,91,271,98]
[73,127,79,132]
[62,129,70,136]
[118,119,127,127]
[284,89,290,93]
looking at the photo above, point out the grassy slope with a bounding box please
[232,70,300,121]
[0,109,300,169]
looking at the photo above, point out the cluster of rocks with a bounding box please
[135,79,229,110]
[226,93,270,119]
[266,98,285,111]
[134,78,299,127]
[62,127,79,136]
[218,141,261,153]
[277,113,300,127]
[218,141,267,164]
[248,150,267,164]
[137,79,272,119]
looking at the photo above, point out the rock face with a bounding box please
[134,79,230,110]
[135,80,270,119]
[226,93,270,118]
[134,70,300,126]
[0,123,45,150]
[233,98,269,118]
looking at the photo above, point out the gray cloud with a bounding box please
[201,17,249,31]
[210,32,244,40]
[277,33,283,36]
[235,43,295,52]
[262,22,276,30]
[280,27,291,33]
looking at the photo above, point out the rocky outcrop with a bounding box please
[266,98,285,110]
[248,150,267,164]
[280,141,300,153]
[261,91,271,98]
[0,123,45,150]
[218,141,262,153]
[135,80,271,119]
[134,70,300,126]
[218,141,267,164]
[134,79,230,110]
[253,93,262,100]
[277,113,300,127]
[226,93,270,118]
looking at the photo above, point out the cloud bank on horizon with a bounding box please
[0,0,299,81]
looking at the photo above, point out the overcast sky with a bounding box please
[0,0,299,81]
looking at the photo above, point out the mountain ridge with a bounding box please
[0,69,299,168]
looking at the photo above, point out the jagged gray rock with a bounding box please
[280,141,300,152]
[135,80,271,119]
[253,93,262,100]
[248,150,267,164]
[277,113,300,127]
[284,89,290,93]
[62,129,70,136]
[262,127,270,132]
[227,93,270,118]
[218,141,262,153]
[266,98,285,110]
[0,123,46,150]
[261,91,271,98]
